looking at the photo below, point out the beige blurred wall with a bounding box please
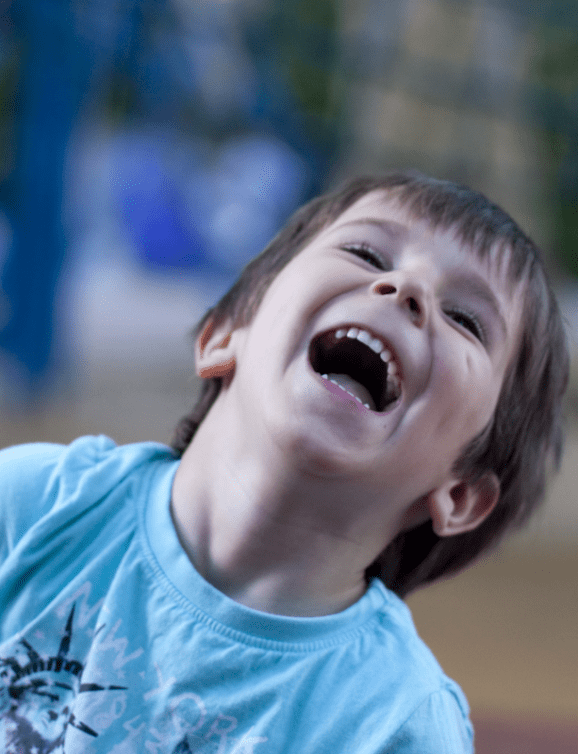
[338,0,552,249]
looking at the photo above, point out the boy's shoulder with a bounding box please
[372,581,467,692]
[365,584,473,748]
[0,435,175,558]
[0,434,174,492]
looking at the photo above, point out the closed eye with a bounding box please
[446,307,485,342]
[341,243,388,270]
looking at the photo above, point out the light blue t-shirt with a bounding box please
[0,436,474,753]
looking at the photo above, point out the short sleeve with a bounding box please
[384,687,474,754]
[0,442,66,561]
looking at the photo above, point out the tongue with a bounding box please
[327,373,376,411]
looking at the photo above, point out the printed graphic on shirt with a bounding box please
[125,689,269,753]
[169,716,268,754]
[0,605,126,753]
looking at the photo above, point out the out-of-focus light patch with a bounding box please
[217,134,308,215]
[210,199,279,271]
[201,133,310,271]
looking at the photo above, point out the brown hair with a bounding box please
[172,172,569,597]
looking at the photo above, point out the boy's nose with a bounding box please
[372,277,428,327]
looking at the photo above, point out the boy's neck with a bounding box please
[170,404,405,617]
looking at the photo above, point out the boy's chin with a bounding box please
[269,416,384,478]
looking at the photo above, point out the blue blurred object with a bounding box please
[113,130,310,276]
[0,0,90,393]
[0,0,140,398]
[113,133,212,271]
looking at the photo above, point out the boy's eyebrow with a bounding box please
[333,218,409,242]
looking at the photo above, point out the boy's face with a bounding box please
[209,191,522,515]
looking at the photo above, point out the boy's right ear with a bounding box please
[195,317,239,381]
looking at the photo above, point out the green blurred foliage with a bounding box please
[534,24,578,277]
[537,26,578,98]
[269,0,341,146]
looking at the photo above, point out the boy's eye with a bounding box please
[446,307,485,342]
[341,243,388,270]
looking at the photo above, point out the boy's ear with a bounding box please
[427,472,500,537]
[195,317,239,381]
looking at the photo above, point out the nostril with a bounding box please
[408,297,420,314]
[374,282,396,295]
[406,295,425,324]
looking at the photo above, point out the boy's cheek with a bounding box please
[430,368,498,440]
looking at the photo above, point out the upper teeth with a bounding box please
[334,327,400,385]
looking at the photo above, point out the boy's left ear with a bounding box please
[427,472,500,537]
[195,316,242,381]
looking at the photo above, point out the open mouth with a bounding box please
[308,326,402,412]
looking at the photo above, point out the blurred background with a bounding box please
[0,0,576,750]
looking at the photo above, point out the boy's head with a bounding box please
[172,171,569,597]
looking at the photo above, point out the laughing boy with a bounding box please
[0,172,568,752]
